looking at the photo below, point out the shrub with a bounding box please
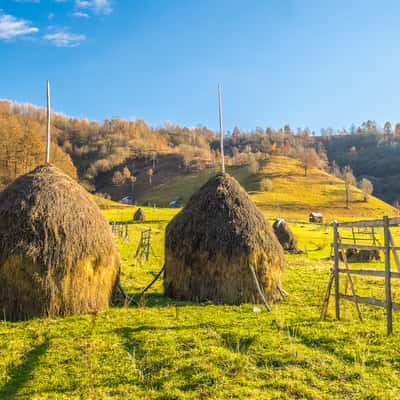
[259,178,273,192]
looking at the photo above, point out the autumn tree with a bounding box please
[122,166,131,180]
[359,178,373,202]
[299,147,320,176]
[247,157,260,174]
[112,170,124,185]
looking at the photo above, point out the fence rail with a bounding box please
[322,215,400,334]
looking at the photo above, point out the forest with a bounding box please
[0,99,399,205]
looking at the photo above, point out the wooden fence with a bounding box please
[321,216,400,334]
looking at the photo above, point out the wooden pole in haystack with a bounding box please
[218,83,225,173]
[46,80,51,164]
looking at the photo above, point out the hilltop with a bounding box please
[137,155,397,223]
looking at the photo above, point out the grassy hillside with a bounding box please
[92,194,129,209]
[137,156,397,223]
[2,206,400,399]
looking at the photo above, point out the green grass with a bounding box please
[2,207,400,399]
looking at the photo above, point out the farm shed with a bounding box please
[309,212,323,223]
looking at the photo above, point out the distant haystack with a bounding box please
[272,218,301,253]
[134,208,146,222]
[164,173,284,304]
[345,248,380,262]
[0,165,120,321]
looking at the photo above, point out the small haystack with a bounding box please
[0,165,120,321]
[164,173,284,304]
[273,218,301,253]
[345,248,381,262]
[134,208,146,222]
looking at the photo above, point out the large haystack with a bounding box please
[0,164,120,321]
[134,208,146,222]
[272,218,301,253]
[164,173,284,304]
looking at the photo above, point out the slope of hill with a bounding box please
[137,156,397,223]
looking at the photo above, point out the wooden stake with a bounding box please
[46,80,51,164]
[333,221,340,320]
[217,83,225,174]
[384,216,393,335]
[249,264,271,311]
[321,271,334,320]
[389,230,400,272]
[340,236,363,322]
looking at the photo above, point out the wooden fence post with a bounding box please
[333,221,340,320]
[384,216,393,335]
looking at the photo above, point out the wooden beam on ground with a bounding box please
[249,264,271,312]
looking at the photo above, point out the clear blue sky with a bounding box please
[1,0,399,132]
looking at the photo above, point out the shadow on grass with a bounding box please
[0,338,49,400]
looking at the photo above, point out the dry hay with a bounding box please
[164,173,284,305]
[345,248,381,262]
[272,218,301,253]
[134,208,146,222]
[0,164,120,321]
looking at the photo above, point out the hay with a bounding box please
[134,208,145,222]
[0,164,120,321]
[164,173,284,304]
[345,248,380,262]
[272,218,301,253]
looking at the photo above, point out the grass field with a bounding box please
[2,163,400,399]
[1,203,400,399]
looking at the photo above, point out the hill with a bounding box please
[321,133,400,204]
[136,155,398,223]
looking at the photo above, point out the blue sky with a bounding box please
[1,0,400,132]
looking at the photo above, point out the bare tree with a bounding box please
[359,178,373,202]
[130,175,137,194]
[342,165,356,208]
[147,168,154,185]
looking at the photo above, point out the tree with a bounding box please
[247,157,260,174]
[112,170,124,186]
[384,121,392,137]
[259,178,273,192]
[130,175,137,194]
[122,166,131,180]
[146,168,154,185]
[342,165,356,208]
[359,178,373,202]
[300,147,320,176]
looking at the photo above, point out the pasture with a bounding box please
[1,206,400,399]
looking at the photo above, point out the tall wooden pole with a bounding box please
[384,216,393,335]
[218,83,225,174]
[333,221,340,320]
[46,80,51,164]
